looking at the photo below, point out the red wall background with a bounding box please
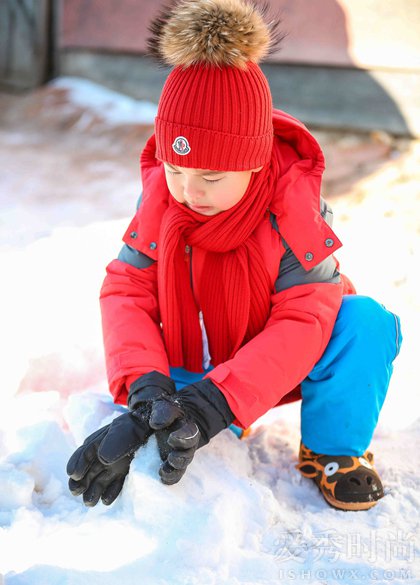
[60,0,420,71]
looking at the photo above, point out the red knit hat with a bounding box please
[147,0,283,172]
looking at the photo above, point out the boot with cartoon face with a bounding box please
[296,442,384,511]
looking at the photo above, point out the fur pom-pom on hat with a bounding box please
[148,0,283,70]
[149,0,284,171]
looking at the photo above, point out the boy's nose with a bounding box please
[183,177,205,200]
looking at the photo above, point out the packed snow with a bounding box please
[51,77,158,126]
[0,78,419,584]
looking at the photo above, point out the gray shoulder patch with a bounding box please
[116,191,154,269]
[271,197,340,293]
[118,244,155,269]
[275,241,340,292]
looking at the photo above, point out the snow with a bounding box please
[51,77,158,126]
[0,79,419,584]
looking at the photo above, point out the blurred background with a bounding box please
[1,0,419,135]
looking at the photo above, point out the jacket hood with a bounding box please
[268,110,341,269]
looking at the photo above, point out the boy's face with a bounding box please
[163,162,263,216]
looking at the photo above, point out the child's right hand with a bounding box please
[66,423,133,507]
[66,371,177,506]
[66,407,152,506]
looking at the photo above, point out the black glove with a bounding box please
[127,371,178,464]
[127,371,176,411]
[66,408,150,506]
[97,372,176,464]
[66,371,176,506]
[149,378,235,485]
[67,424,133,506]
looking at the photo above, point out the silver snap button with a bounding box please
[305,252,314,261]
[185,245,191,253]
[130,231,137,239]
[149,242,157,250]
[325,238,334,247]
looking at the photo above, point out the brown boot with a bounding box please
[296,442,384,511]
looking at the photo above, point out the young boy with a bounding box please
[67,0,402,511]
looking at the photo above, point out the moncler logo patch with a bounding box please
[172,136,191,156]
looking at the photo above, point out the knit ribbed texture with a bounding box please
[155,62,273,171]
[156,145,282,372]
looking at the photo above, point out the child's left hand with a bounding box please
[148,395,202,485]
[149,379,235,484]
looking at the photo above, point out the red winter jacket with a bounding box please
[100,110,354,428]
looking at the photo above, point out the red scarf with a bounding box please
[156,141,282,372]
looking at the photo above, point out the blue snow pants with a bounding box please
[170,295,403,457]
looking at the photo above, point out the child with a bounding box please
[67,0,402,511]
